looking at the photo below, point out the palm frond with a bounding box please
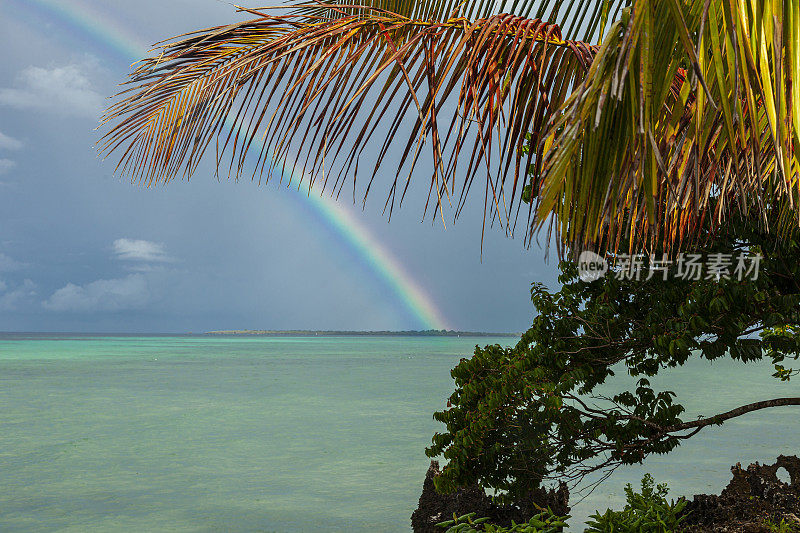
[98,0,613,237]
[103,0,800,255]
[535,0,800,255]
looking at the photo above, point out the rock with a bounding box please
[681,455,800,532]
[411,461,569,533]
[411,461,489,533]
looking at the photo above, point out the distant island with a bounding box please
[205,330,519,337]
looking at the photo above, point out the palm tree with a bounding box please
[99,0,799,255]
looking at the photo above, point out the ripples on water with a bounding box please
[0,334,797,531]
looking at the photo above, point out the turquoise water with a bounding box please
[0,334,798,532]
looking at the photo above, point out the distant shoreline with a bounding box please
[205,330,520,337]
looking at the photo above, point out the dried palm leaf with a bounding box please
[98,0,614,244]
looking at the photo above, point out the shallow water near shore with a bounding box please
[0,334,797,531]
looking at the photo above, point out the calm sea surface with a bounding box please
[0,334,797,532]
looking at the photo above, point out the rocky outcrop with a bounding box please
[681,455,800,532]
[412,456,800,532]
[411,461,569,533]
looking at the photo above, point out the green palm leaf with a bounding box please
[535,0,800,255]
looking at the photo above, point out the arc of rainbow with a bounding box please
[13,0,451,331]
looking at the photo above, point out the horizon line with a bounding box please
[0,330,521,336]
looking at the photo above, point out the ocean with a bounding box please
[0,334,797,531]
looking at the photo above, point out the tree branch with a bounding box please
[667,397,800,433]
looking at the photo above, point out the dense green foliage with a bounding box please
[427,217,800,501]
[763,517,800,533]
[584,474,687,533]
[436,508,569,533]
[434,475,685,532]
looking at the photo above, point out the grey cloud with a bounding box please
[113,239,171,262]
[0,253,24,272]
[0,279,37,311]
[0,131,22,151]
[0,64,104,118]
[43,274,150,312]
[0,159,14,175]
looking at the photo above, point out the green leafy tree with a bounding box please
[427,213,800,501]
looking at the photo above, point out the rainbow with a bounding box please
[12,0,451,331]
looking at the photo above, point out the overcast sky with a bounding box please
[0,0,559,333]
